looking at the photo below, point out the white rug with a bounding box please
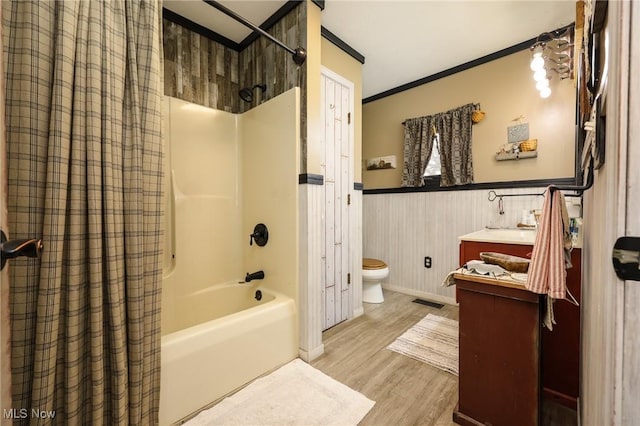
[185,358,375,426]
[387,313,459,375]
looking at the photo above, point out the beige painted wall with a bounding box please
[305,1,323,175]
[321,38,363,182]
[362,49,576,189]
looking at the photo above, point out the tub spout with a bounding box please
[245,270,265,282]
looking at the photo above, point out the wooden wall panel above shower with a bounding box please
[162,1,306,117]
[163,19,240,112]
[238,3,305,114]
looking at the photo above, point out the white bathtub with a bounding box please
[159,282,298,425]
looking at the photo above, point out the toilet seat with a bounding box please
[362,258,388,304]
[363,258,387,270]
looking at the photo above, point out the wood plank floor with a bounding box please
[311,289,577,426]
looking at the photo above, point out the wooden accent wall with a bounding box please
[163,19,240,112]
[238,3,305,112]
[162,3,308,168]
[238,2,307,170]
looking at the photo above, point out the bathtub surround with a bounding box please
[161,99,241,302]
[161,90,299,424]
[3,1,164,424]
[184,359,375,426]
[242,90,300,300]
[363,187,580,304]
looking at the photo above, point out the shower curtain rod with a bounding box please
[203,0,307,65]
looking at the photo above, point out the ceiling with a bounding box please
[163,1,576,99]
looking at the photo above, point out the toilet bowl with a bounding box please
[362,258,389,304]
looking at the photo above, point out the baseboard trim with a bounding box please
[382,284,457,306]
[298,344,324,362]
[543,387,578,411]
[353,306,364,318]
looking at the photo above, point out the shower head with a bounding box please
[239,88,254,103]
[239,84,266,103]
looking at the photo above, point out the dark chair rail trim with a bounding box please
[299,174,324,185]
[363,177,578,195]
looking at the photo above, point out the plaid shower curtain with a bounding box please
[3,1,164,424]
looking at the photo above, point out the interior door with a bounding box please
[321,68,353,331]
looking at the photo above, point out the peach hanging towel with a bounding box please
[525,186,572,330]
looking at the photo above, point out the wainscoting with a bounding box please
[363,187,580,304]
[299,183,325,361]
[350,190,364,317]
[299,184,363,362]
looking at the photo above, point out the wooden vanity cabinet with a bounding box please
[459,240,581,409]
[453,275,542,426]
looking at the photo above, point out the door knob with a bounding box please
[612,236,640,281]
[1,230,44,271]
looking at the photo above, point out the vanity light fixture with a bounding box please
[529,27,574,98]
[530,45,545,71]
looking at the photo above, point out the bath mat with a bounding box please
[387,313,459,375]
[184,358,375,425]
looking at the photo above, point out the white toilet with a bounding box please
[362,258,389,304]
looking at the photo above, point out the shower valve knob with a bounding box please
[249,223,268,247]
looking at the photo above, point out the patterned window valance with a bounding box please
[401,103,479,187]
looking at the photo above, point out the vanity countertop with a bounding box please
[452,272,528,291]
[459,227,582,249]
[458,228,536,246]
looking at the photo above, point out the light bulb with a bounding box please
[540,87,552,98]
[533,68,547,82]
[530,53,545,71]
[536,79,550,91]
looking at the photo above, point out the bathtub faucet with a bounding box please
[245,270,265,282]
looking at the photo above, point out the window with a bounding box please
[423,132,441,178]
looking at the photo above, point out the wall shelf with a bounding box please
[495,151,538,161]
